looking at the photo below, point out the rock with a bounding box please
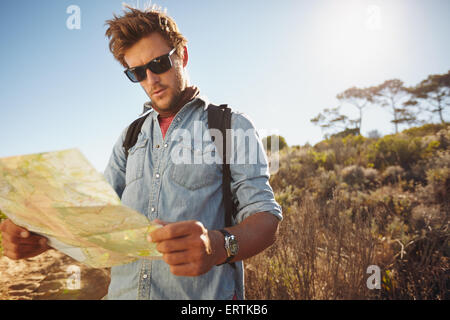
[0,249,110,300]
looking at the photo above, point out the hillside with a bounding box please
[246,123,449,299]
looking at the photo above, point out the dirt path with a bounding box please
[0,249,110,300]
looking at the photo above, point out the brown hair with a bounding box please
[105,6,187,68]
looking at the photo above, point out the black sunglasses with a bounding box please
[124,48,176,83]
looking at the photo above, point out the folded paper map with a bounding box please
[0,149,162,268]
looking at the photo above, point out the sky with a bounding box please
[0,0,449,171]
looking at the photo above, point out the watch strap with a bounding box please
[217,229,234,266]
[218,229,232,240]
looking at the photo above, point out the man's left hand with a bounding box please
[148,220,224,277]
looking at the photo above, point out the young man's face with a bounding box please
[124,32,187,116]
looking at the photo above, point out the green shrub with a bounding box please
[309,149,336,171]
[342,134,367,147]
[368,134,427,170]
[263,135,288,152]
[270,160,315,191]
[342,165,365,186]
[410,148,450,184]
[426,167,450,204]
[274,185,303,208]
[382,165,405,184]
[363,167,379,188]
[310,168,338,201]
[314,134,370,168]
[402,123,448,138]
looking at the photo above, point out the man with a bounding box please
[0,7,282,300]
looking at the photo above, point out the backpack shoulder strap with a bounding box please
[123,113,150,159]
[207,104,237,228]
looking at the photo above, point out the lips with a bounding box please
[152,87,166,98]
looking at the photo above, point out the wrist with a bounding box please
[209,229,228,266]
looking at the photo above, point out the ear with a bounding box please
[182,46,188,68]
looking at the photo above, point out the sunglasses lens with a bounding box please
[149,56,172,75]
[125,70,138,83]
[126,68,146,83]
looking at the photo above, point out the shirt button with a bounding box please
[151,207,155,212]
[164,143,168,148]
[155,173,160,178]
[143,274,148,279]
[156,145,160,149]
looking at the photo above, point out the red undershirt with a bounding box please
[156,86,200,139]
[158,115,176,139]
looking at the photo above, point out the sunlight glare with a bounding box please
[307,1,399,84]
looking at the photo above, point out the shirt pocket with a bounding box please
[170,142,221,190]
[125,138,148,185]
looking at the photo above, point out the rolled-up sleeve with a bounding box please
[103,127,128,199]
[229,112,283,224]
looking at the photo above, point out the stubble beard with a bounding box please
[151,65,186,115]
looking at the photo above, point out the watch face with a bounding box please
[229,236,239,255]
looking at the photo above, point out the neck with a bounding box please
[158,86,199,118]
[157,106,181,118]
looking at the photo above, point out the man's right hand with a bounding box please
[0,219,50,260]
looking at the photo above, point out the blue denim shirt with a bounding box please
[103,96,282,300]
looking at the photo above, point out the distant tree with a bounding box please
[311,106,359,137]
[370,79,419,133]
[330,127,361,139]
[367,129,382,139]
[406,70,450,124]
[336,87,373,132]
[262,135,288,152]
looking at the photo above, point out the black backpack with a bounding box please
[123,104,237,265]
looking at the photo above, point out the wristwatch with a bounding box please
[217,229,239,266]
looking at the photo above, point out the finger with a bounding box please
[0,218,11,233]
[169,263,195,276]
[153,219,170,226]
[1,219,31,238]
[150,220,203,243]
[147,219,171,242]
[162,250,191,266]
[5,245,49,260]
[2,231,47,246]
[3,239,35,250]
[156,235,204,254]
[3,242,40,255]
[3,237,48,252]
[166,249,205,265]
[169,262,207,277]
[3,240,49,260]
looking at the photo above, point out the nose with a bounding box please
[144,68,160,86]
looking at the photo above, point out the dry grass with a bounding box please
[245,188,448,299]
[245,127,449,300]
[245,192,381,299]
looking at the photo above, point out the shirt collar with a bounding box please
[140,94,211,118]
[141,101,153,116]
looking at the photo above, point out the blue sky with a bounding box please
[1,0,449,171]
